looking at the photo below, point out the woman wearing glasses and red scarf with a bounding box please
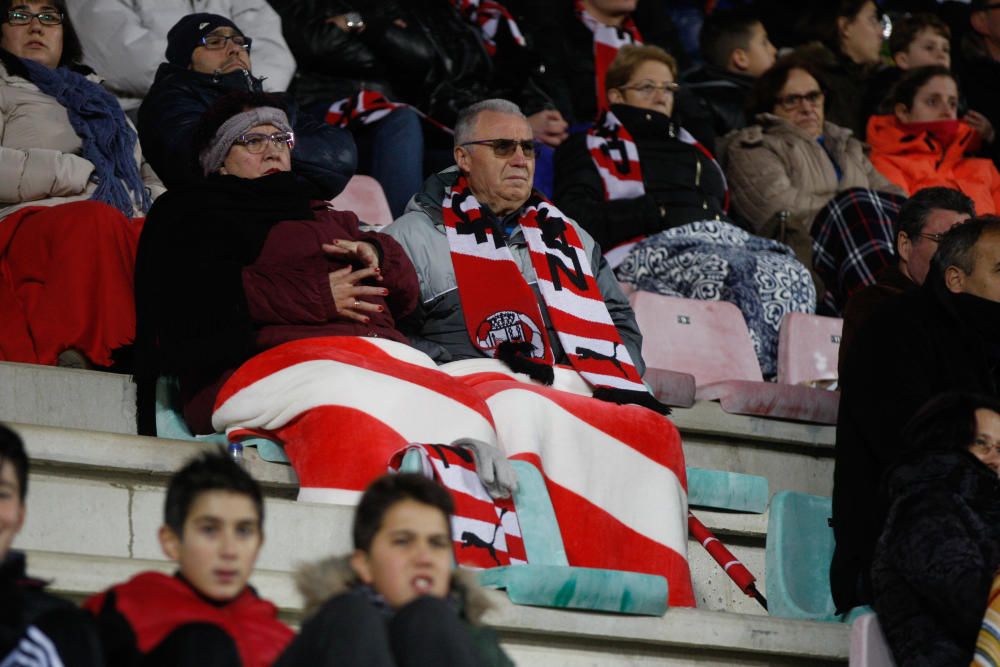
[0,0,164,369]
[720,56,904,314]
[554,44,815,378]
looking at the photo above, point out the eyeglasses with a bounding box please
[234,131,295,153]
[916,231,947,243]
[5,9,63,25]
[460,138,535,158]
[775,90,824,111]
[200,33,252,51]
[618,82,680,97]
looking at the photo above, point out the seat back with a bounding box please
[629,291,763,384]
[330,175,393,227]
[849,613,898,666]
[777,313,843,386]
[765,491,838,620]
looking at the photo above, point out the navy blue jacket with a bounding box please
[137,63,356,197]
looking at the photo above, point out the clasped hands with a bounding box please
[323,239,387,323]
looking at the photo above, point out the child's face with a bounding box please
[897,29,951,70]
[0,460,25,561]
[159,490,262,602]
[351,499,453,609]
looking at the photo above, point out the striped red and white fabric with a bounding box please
[325,90,405,128]
[212,336,497,504]
[453,0,526,56]
[575,0,642,112]
[442,360,695,607]
[388,443,527,569]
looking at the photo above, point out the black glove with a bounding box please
[495,341,554,385]
[592,387,671,415]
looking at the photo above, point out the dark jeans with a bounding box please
[275,593,480,667]
[353,108,424,218]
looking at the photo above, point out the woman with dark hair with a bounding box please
[871,392,1000,666]
[867,66,1000,215]
[720,56,904,313]
[0,0,164,368]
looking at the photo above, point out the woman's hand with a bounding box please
[965,110,996,145]
[327,266,388,323]
[322,240,381,271]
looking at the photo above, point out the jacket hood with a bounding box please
[151,61,263,92]
[719,113,854,156]
[867,114,976,158]
[294,554,495,624]
[403,167,459,226]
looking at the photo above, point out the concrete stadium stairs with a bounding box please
[1,361,848,665]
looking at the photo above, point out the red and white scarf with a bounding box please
[326,89,454,135]
[453,0,526,56]
[388,443,527,569]
[587,109,728,265]
[442,175,647,392]
[575,0,642,112]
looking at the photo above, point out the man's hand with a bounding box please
[322,239,381,271]
[528,109,569,147]
[327,266,388,323]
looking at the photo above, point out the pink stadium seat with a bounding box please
[849,613,897,667]
[778,313,843,386]
[329,175,393,227]
[629,291,839,423]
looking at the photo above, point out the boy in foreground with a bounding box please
[84,452,293,667]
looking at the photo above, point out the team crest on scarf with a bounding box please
[442,174,649,392]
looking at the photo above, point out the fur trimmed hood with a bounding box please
[294,555,495,624]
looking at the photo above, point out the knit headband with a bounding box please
[199,107,293,175]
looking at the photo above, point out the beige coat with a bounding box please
[0,60,164,220]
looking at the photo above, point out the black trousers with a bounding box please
[275,593,481,667]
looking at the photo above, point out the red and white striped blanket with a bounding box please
[212,336,694,606]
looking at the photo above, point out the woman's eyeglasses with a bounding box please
[618,82,680,97]
[200,33,252,51]
[234,131,295,153]
[460,138,535,158]
[5,9,63,25]
[775,90,824,111]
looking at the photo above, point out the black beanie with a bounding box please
[165,13,243,67]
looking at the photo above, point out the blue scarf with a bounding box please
[20,57,150,216]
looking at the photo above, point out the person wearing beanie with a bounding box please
[135,11,356,195]
[65,2,294,111]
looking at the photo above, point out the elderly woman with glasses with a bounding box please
[720,56,904,314]
[554,44,815,378]
[0,0,165,369]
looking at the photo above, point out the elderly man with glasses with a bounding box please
[382,99,698,610]
[134,12,355,197]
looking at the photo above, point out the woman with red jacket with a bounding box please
[868,66,1000,215]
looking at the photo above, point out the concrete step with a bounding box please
[25,550,848,666]
[1,362,836,497]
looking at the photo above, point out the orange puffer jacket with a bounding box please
[867,114,1000,214]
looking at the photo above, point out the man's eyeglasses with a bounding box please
[460,138,535,159]
[916,231,948,243]
[200,33,252,51]
[234,131,295,153]
[776,90,824,111]
[5,9,63,26]
[618,82,680,97]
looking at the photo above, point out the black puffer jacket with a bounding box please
[681,64,755,139]
[872,449,1000,667]
[553,103,728,252]
[137,63,356,197]
[270,0,553,126]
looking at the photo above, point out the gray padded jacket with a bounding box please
[382,167,646,373]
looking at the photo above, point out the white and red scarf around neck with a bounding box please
[454,0,527,56]
[575,0,642,112]
[442,174,647,392]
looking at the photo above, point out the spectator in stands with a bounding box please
[383,98,696,608]
[137,13,355,195]
[85,451,293,666]
[0,0,165,370]
[682,6,777,138]
[66,1,294,113]
[280,473,513,666]
[795,0,886,138]
[839,187,974,365]
[1,423,104,667]
[832,216,1000,612]
[719,56,903,308]
[868,66,1000,214]
[961,0,1000,167]
[871,392,1000,666]
[553,44,814,377]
